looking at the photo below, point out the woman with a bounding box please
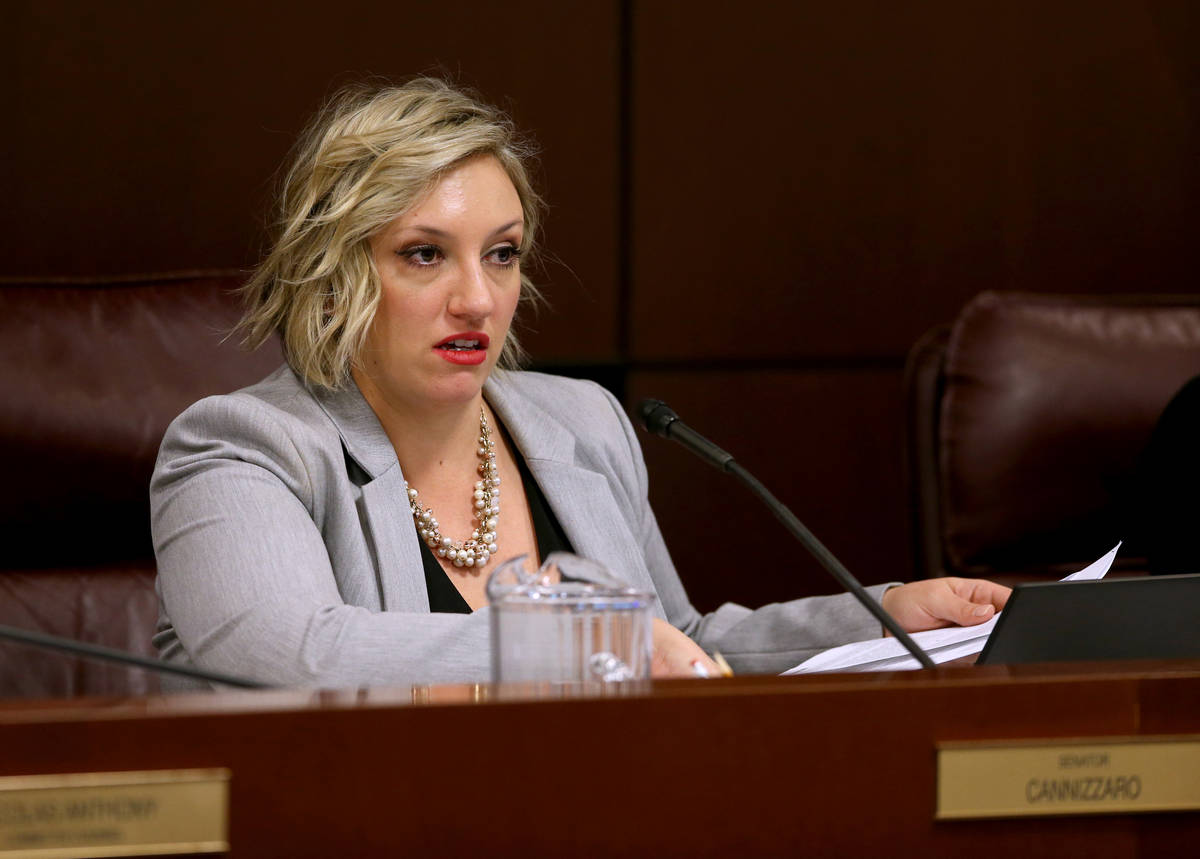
[151,78,1008,687]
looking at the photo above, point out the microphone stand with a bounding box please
[0,622,269,689]
[638,400,936,670]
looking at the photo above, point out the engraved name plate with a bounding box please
[937,737,1200,819]
[0,769,229,858]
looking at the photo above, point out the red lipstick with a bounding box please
[434,331,490,366]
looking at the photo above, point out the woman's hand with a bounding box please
[879,577,1011,633]
[650,618,721,678]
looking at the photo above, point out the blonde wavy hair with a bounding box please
[238,77,543,388]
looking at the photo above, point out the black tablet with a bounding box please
[977,573,1200,665]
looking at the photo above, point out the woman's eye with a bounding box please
[400,245,442,266]
[486,245,521,266]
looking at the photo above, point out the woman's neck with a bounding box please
[350,370,491,484]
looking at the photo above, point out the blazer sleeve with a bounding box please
[151,394,493,688]
[593,387,896,675]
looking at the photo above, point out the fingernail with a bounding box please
[973,605,991,617]
[690,659,711,678]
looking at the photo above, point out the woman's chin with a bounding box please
[421,372,491,408]
[354,357,497,414]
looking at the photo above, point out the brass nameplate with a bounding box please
[0,769,229,858]
[937,737,1200,819]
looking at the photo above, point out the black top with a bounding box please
[420,448,575,613]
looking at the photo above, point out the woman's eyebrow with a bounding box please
[488,219,523,238]
[396,219,522,240]
[402,224,450,238]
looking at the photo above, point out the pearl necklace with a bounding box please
[406,408,500,570]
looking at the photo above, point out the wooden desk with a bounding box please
[1,661,1197,857]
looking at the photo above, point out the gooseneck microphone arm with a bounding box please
[0,622,269,689]
[637,399,936,670]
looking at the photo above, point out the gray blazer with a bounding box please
[151,366,889,687]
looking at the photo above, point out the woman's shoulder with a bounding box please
[492,370,623,418]
[169,364,325,433]
[490,370,636,448]
[489,370,643,477]
[157,364,345,479]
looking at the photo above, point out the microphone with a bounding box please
[639,400,734,471]
[635,398,935,670]
[0,622,269,690]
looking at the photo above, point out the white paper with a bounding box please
[781,543,1121,675]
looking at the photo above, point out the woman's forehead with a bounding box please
[382,156,523,239]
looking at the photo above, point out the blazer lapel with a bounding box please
[360,465,429,612]
[312,381,428,613]
[486,374,665,618]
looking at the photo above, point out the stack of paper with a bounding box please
[781,543,1121,675]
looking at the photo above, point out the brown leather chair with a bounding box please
[905,291,1200,582]
[0,272,282,697]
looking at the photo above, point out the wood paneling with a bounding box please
[629,368,907,610]
[5,1,1199,597]
[627,1,1200,593]
[4,0,620,360]
[630,1,1199,361]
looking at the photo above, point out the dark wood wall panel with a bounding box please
[628,1,1200,602]
[6,2,1199,610]
[4,0,620,361]
[631,1,1199,361]
[628,369,907,612]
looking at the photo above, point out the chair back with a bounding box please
[0,272,282,697]
[905,291,1200,580]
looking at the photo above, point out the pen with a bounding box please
[690,653,735,678]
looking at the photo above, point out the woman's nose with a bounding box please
[447,260,495,319]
